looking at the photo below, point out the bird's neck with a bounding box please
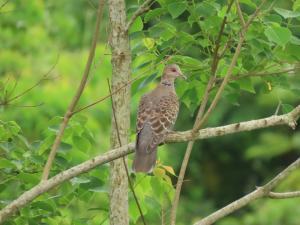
[160,78,175,88]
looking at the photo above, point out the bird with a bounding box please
[132,64,186,173]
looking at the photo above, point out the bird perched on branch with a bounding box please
[132,64,186,173]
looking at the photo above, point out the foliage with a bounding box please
[0,0,300,224]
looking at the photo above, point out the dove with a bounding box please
[132,64,186,173]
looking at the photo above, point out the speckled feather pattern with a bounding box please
[136,90,179,149]
[133,64,184,173]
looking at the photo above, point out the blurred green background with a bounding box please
[0,0,300,224]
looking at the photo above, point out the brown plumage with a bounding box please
[132,64,186,173]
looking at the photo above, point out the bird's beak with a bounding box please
[179,73,187,80]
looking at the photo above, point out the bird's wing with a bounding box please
[136,93,179,153]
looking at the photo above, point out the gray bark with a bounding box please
[108,0,131,224]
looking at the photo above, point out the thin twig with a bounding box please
[220,67,299,82]
[41,0,105,181]
[268,191,300,199]
[71,57,171,115]
[107,79,147,225]
[235,0,245,27]
[125,0,153,31]
[211,0,234,76]
[6,56,59,103]
[4,102,44,108]
[0,105,299,223]
[274,100,282,116]
[218,36,232,58]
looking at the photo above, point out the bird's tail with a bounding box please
[132,146,157,173]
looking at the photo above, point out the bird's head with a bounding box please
[162,64,186,81]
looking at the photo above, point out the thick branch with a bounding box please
[167,105,300,143]
[1,105,299,223]
[41,0,105,180]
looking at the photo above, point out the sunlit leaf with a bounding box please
[264,26,292,46]
[274,7,300,19]
[161,165,176,176]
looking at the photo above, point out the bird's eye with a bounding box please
[171,68,176,72]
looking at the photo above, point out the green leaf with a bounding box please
[282,104,294,113]
[0,159,16,169]
[167,2,187,19]
[161,165,176,176]
[236,78,256,94]
[171,55,202,68]
[294,0,300,11]
[70,177,90,185]
[274,7,300,19]
[142,37,155,49]
[291,35,300,45]
[225,93,240,106]
[18,173,39,185]
[144,8,165,23]
[129,16,143,33]
[264,26,292,46]
[129,195,147,223]
[73,136,91,151]
[195,2,218,17]
[7,121,21,135]
[138,72,158,90]
[149,22,176,41]
[38,135,55,155]
[31,201,54,212]
[177,31,195,44]
[263,14,283,24]
[239,0,256,8]
[153,168,166,178]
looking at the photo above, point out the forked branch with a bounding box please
[194,153,300,225]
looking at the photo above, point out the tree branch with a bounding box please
[125,0,153,32]
[194,155,300,225]
[41,0,105,180]
[268,191,300,199]
[5,56,59,104]
[167,105,299,143]
[0,105,299,223]
[215,67,299,83]
[0,143,135,224]
[235,0,245,27]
